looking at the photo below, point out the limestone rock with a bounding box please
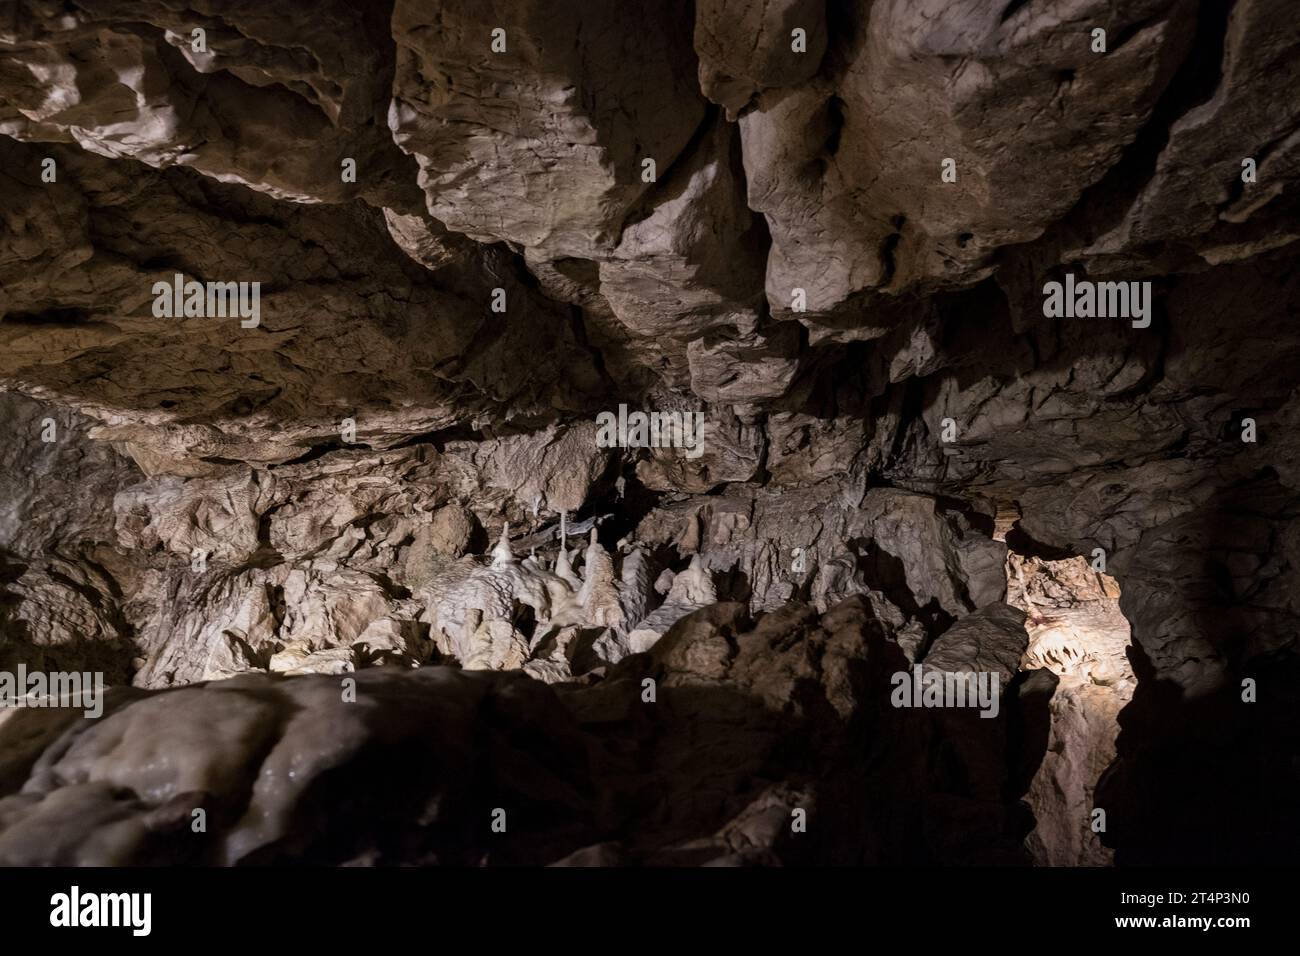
[625,555,718,655]
[389,0,704,260]
[0,0,418,207]
[2,0,1299,868]
[923,603,1028,681]
[694,0,828,119]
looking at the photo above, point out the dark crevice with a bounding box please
[567,303,615,392]
[1,307,94,325]
[824,95,847,157]
[999,0,1032,25]
[1004,524,1078,561]
[386,424,486,453]
[1061,0,1235,246]
[270,440,352,469]
[880,214,906,287]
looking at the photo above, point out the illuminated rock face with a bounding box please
[2,0,1300,865]
[1009,555,1133,866]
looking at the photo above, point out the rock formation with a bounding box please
[1,0,1299,866]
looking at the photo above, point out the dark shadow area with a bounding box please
[1096,475,1300,864]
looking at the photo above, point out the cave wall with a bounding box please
[1,0,1299,865]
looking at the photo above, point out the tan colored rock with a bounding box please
[0,0,418,206]
[694,0,827,119]
[389,0,704,260]
[1083,0,1300,259]
[403,505,476,588]
[1024,677,1128,866]
[597,119,767,370]
[923,603,1028,681]
[625,554,717,655]
[1,0,1299,869]
[741,0,1192,314]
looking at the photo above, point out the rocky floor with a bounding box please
[1,0,1299,865]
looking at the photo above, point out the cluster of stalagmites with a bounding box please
[414,514,716,680]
